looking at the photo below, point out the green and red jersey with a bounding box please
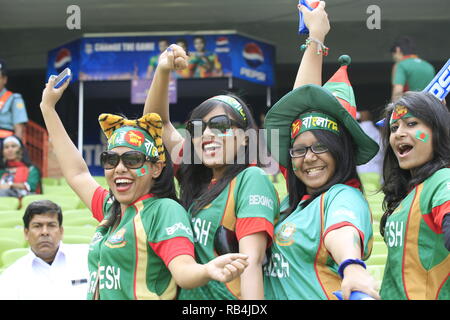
[87,187,194,300]
[380,168,450,300]
[178,166,279,300]
[264,182,373,300]
[392,55,435,92]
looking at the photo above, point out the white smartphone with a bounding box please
[54,68,72,88]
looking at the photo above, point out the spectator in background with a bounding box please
[390,36,435,102]
[0,135,41,197]
[356,110,384,179]
[0,200,89,300]
[0,59,28,144]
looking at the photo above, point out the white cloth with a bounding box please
[0,242,89,300]
[357,121,384,175]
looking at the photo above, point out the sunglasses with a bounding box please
[186,115,242,137]
[100,151,154,170]
[289,142,329,158]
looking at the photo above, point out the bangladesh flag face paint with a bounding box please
[136,165,149,177]
[416,130,429,142]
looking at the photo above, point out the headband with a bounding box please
[291,112,340,143]
[98,113,165,163]
[389,105,415,126]
[3,136,21,147]
[208,95,247,122]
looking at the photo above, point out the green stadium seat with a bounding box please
[63,226,96,238]
[367,253,387,266]
[21,194,82,211]
[42,177,60,186]
[0,197,19,210]
[42,185,78,197]
[93,176,108,188]
[0,215,23,229]
[0,227,26,247]
[63,235,93,244]
[1,248,29,268]
[63,209,93,218]
[0,238,25,263]
[63,215,98,228]
[372,241,388,255]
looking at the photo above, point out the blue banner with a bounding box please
[47,32,275,86]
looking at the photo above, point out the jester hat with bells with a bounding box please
[264,55,379,168]
[98,113,166,166]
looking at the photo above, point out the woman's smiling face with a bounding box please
[191,106,247,176]
[291,131,336,194]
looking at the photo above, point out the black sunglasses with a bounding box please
[100,151,154,170]
[186,115,242,137]
[289,142,329,158]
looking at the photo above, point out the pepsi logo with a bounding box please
[54,48,72,73]
[243,42,264,68]
[216,36,229,46]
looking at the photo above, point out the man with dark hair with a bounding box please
[0,200,89,299]
[0,59,28,140]
[390,36,435,102]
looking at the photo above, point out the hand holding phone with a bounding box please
[53,68,72,89]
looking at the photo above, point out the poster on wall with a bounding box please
[47,31,275,86]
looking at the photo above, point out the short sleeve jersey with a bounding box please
[392,56,435,92]
[264,184,373,300]
[0,165,40,193]
[87,188,195,300]
[0,89,28,130]
[380,168,450,300]
[178,166,279,300]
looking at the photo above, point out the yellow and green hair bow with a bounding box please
[98,113,166,163]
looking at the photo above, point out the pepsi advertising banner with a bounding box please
[47,32,275,86]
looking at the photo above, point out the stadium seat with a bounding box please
[0,197,19,210]
[21,194,82,211]
[42,185,77,196]
[0,215,23,229]
[372,241,388,255]
[0,238,26,263]
[1,248,29,268]
[63,235,93,244]
[93,176,109,188]
[367,253,387,266]
[63,226,96,238]
[63,215,98,228]
[0,227,27,247]
[42,177,60,186]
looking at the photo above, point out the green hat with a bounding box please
[264,55,379,167]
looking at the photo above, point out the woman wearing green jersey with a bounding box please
[379,91,450,300]
[263,1,380,300]
[39,75,248,300]
[143,44,279,300]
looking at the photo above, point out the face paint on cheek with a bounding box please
[136,165,149,177]
[415,130,429,142]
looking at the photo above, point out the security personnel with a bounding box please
[0,60,28,141]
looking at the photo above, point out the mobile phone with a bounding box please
[54,68,72,88]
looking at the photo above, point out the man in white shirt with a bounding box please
[0,200,89,300]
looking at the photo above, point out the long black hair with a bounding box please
[283,124,362,216]
[105,148,178,229]
[177,94,261,214]
[380,91,450,236]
